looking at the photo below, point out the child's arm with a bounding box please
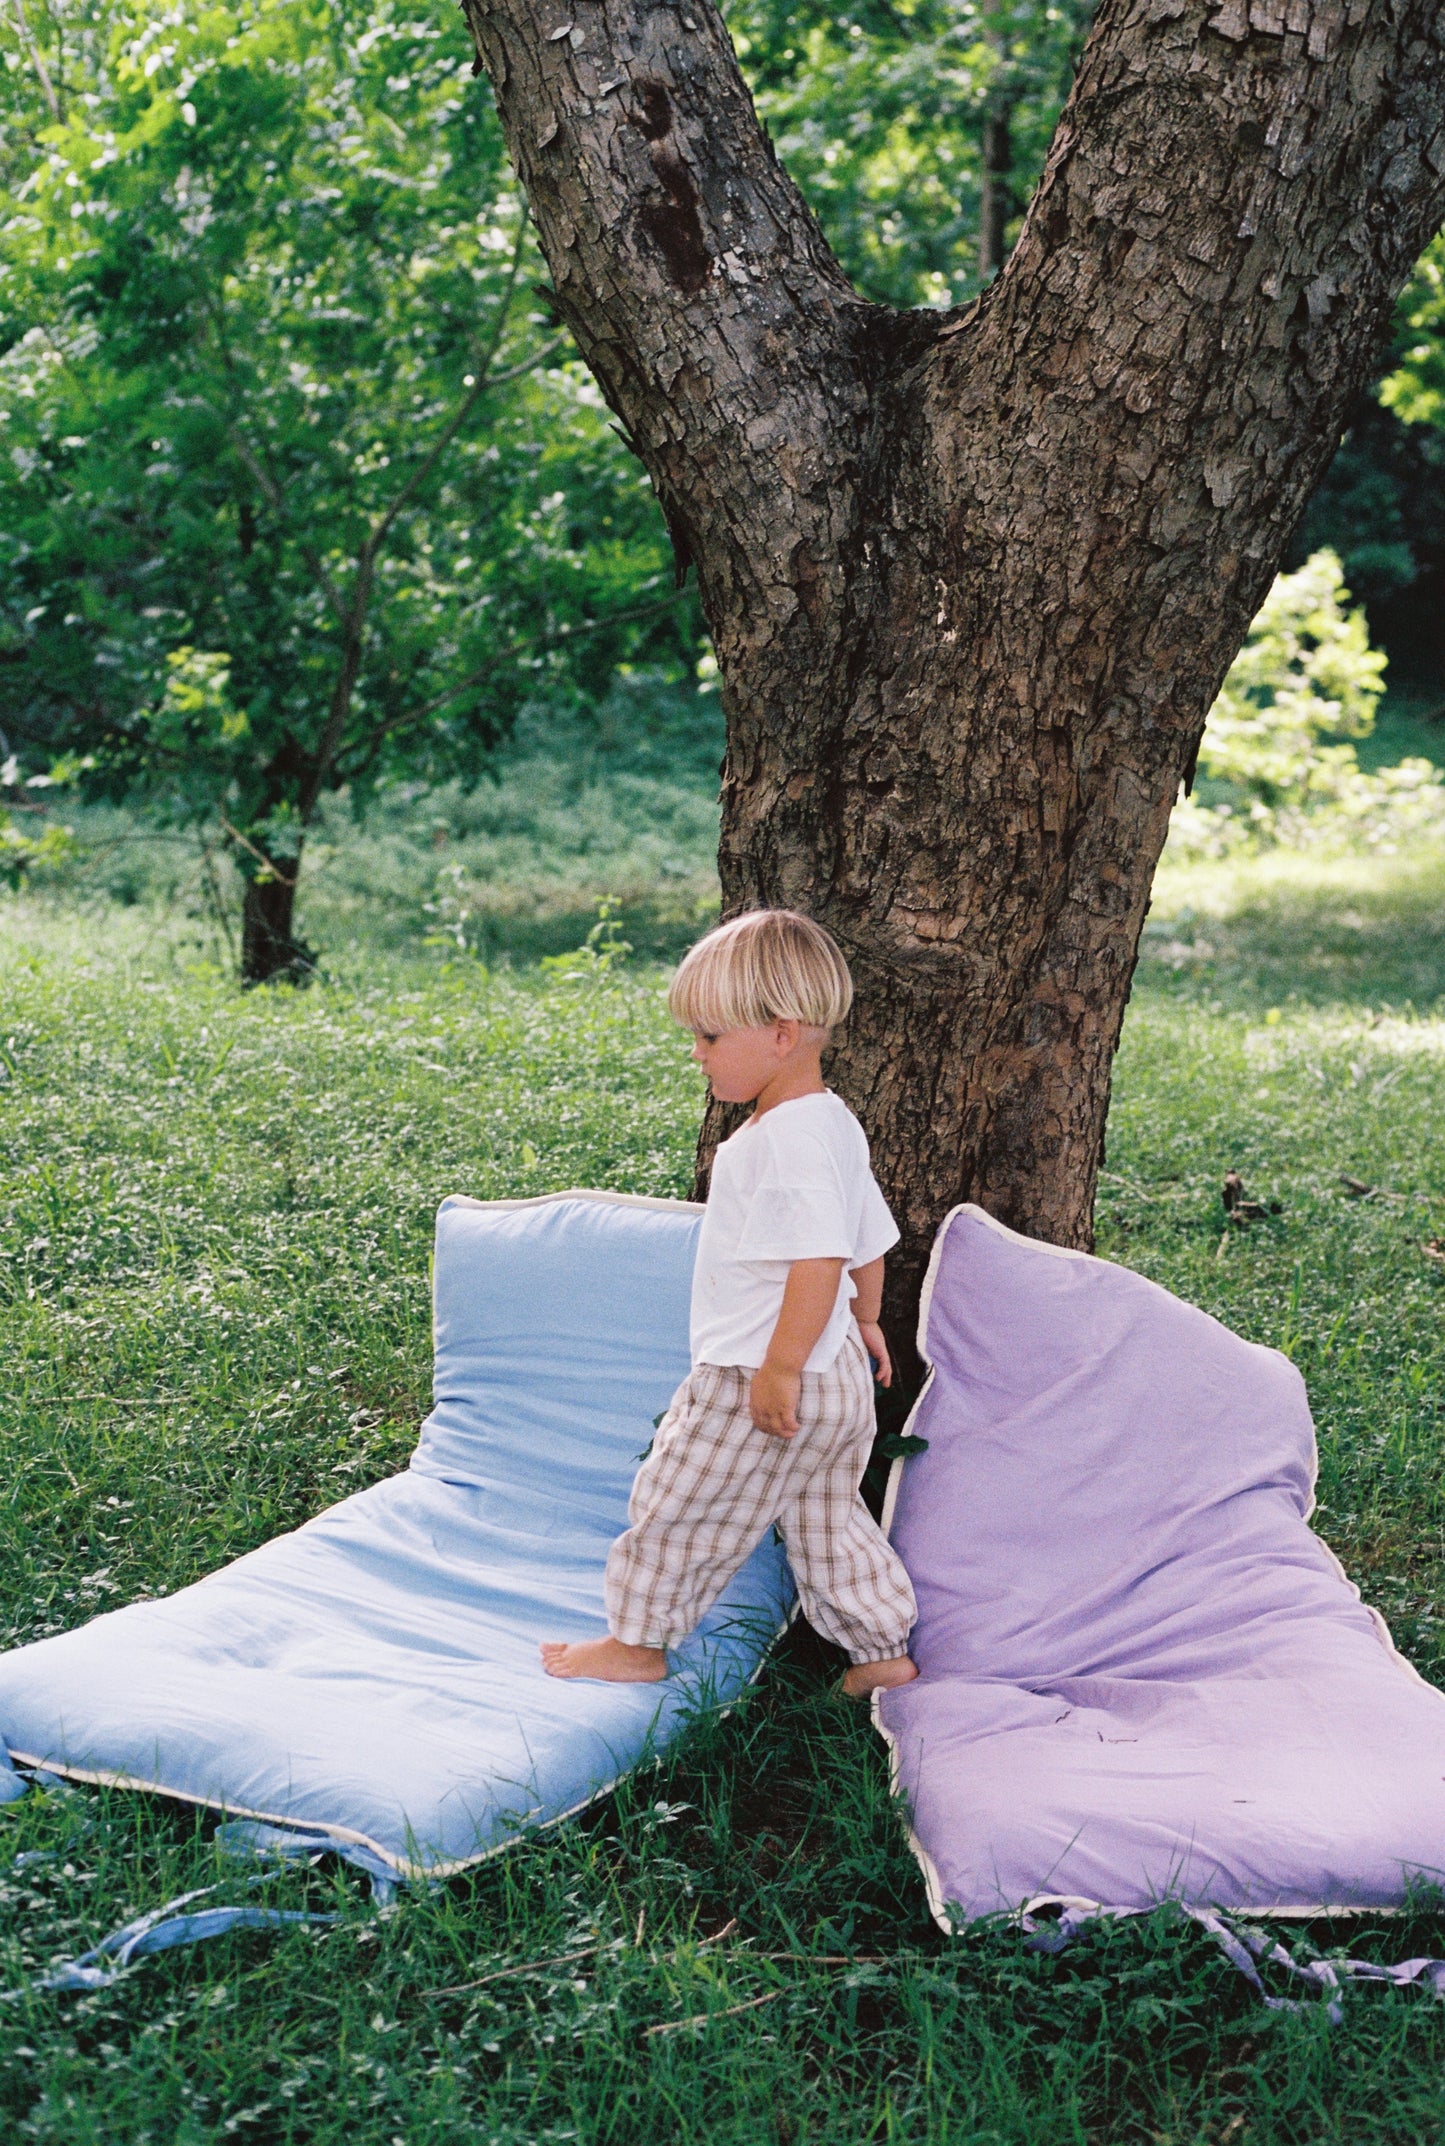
[751,1257,846,1438]
[849,1254,893,1389]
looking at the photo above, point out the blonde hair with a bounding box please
[668,909,853,1034]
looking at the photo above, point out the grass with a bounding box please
[33,683,730,972]
[1,838,1444,2143]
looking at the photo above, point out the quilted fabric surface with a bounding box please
[0,1192,792,1875]
[877,1205,1445,1924]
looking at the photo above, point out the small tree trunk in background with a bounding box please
[978,97,1014,283]
[464,0,1445,1368]
[240,854,312,985]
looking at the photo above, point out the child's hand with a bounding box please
[750,1361,801,1438]
[857,1320,893,1387]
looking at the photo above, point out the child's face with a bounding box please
[690,1021,805,1103]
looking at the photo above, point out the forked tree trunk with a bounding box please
[462,0,1445,1345]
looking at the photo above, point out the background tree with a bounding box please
[0,0,695,978]
[727,0,1091,305]
[459,0,1445,1349]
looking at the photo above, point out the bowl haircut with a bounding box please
[667,909,853,1035]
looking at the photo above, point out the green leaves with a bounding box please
[729,0,1092,307]
[0,808,73,889]
[1381,232,1445,433]
[1169,550,1445,859]
[0,0,694,947]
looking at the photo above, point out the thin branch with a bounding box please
[224,430,354,634]
[196,825,238,967]
[8,0,60,121]
[216,814,298,888]
[362,213,541,560]
[646,1991,782,2038]
[334,590,691,775]
[477,334,570,390]
[295,556,373,822]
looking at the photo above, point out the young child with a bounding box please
[541,908,918,1698]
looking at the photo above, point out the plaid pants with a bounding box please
[604,1332,917,1664]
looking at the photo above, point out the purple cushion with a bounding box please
[877,1205,1445,1922]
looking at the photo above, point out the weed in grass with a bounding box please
[1,847,1444,2142]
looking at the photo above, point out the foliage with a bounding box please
[0,807,70,885]
[1380,231,1445,431]
[0,0,694,960]
[1,870,1444,2137]
[1169,551,1445,858]
[0,748,72,885]
[1289,227,1445,681]
[730,0,1092,307]
[21,667,726,963]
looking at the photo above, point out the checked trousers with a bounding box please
[604,1331,917,1664]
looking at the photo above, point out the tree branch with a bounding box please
[294,554,373,823]
[217,814,298,886]
[363,210,540,559]
[917,0,1445,761]
[332,586,691,777]
[460,0,883,686]
[223,427,354,633]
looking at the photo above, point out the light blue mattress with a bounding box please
[0,1192,793,1877]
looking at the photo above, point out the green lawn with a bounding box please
[1,845,1444,2145]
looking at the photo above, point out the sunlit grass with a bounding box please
[1,841,1444,2142]
[1149,839,1445,1008]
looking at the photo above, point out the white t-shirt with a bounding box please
[690,1091,899,1374]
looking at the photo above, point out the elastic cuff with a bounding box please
[846,1648,913,1667]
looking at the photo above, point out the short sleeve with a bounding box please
[733,1129,852,1263]
[853,1174,900,1267]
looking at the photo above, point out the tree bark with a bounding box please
[462,0,1445,1347]
[240,858,313,985]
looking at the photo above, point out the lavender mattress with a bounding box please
[877,1205,1445,1925]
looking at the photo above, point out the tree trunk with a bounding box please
[979,98,1014,283]
[462,0,1445,1348]
[240,856,313,985]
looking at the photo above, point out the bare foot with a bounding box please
[840,1656,918,1699]
[540,1637,668,1683]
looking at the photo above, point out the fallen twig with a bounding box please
[424,1944,598,1998]
[646,1989,781,2037]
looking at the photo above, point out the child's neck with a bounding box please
[750,1052,827,1120]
